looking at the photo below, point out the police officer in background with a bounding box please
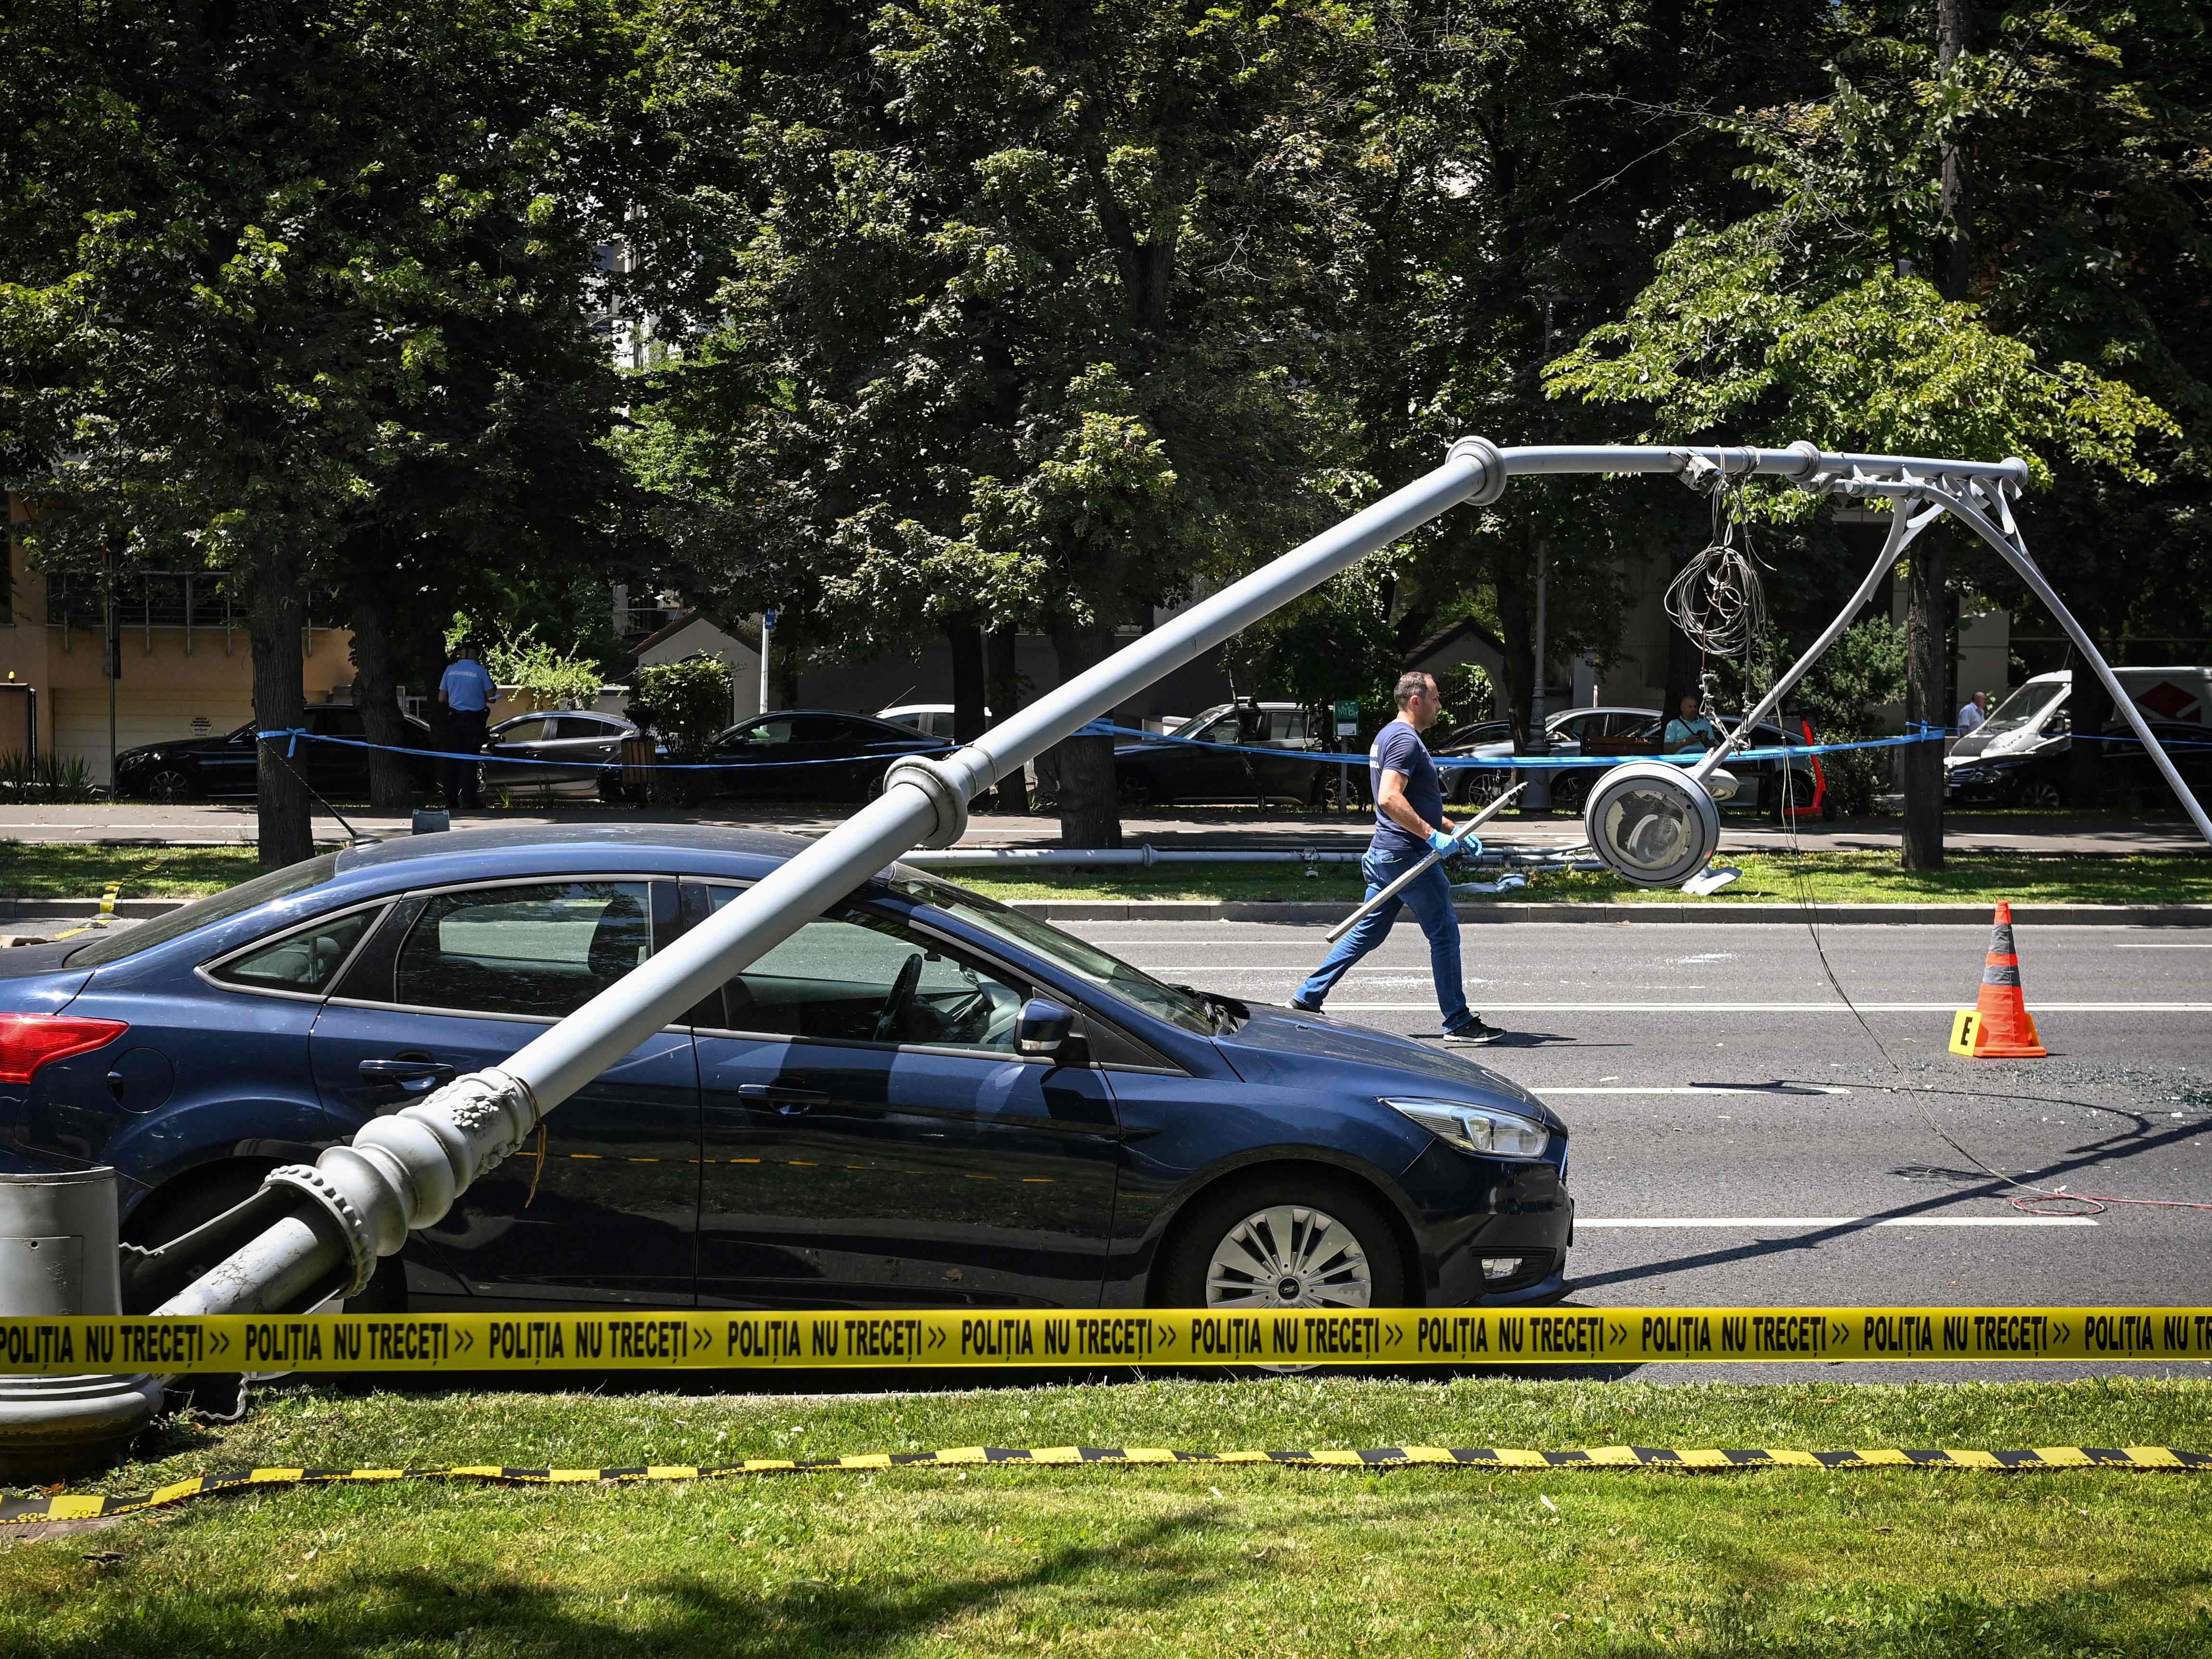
[1292,670,1504,1045]
[438,638,496,811]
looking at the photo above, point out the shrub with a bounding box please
[628,654,733,759]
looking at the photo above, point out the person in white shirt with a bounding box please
[1957,691,1989,734]
[438,643,497,809]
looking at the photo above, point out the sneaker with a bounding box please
[1442,1017,1506,1046]
[1288,998,1324,1016]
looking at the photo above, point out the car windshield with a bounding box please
[66,854,342,967]
[881,873,1223,1036]
[1165,704,1232,738]
[1981,681,2066,737]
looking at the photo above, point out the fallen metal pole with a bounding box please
[154,437,2205,1327]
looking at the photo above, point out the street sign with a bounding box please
[1333,698,1359,736]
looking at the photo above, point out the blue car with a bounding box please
[0,827,1572,1320]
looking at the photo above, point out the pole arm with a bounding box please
[1687,494,1944,786]
[155,441,1508,1319]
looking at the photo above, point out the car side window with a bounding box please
[395,881,656,1018]
[705,888,1026,1051]
[212,909,379,994]
[316,708,366,737]
[546,716,605,740]
[732,718,794,747]
[496,717,546,745]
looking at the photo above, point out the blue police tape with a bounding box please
[1098,723,1950,771]
[256,730,956,771]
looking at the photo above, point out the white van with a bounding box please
[1950,666,2212,770]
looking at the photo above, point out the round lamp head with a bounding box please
[1583,761,1721,888]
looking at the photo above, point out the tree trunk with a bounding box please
[251,565,316,869]
[1047,618,1122,849]
[1936,0,1973,299]
[2068,654,2111,810]
[348,590,417,812]
[1902,538,1948,870]
[948,619,987,744]
[985,623,1026,814]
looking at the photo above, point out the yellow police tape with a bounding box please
[5,1444,2206,1526]
[2,1306,2209,1375]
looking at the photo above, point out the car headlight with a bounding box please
[1382,1097,1551,1160]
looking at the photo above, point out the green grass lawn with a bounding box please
[5,1378,2210,1656]
[1,841,2206,907]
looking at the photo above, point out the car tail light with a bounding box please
[0,1013,129,1083]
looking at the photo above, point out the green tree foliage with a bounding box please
[1338,0,1839,742]
[1226,565,1405,733]
[0,0,645,856]
[625,0,1371,842]
[481,629,608,709]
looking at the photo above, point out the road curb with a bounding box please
[1,896,2205,928]
[1005,900,2212,926]
[0,898,194,919]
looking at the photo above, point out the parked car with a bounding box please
[676,710,951,802]
[0,827,1572,1318]
[1945,667,2212,808]
[878,703,993,742]
[1946,717,2212,809]
[113,704,435,803]
[1452,706,1824,816]
[480,710,638,794]
[1114,701,1324,807]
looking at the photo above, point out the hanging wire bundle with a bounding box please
[1663,471,1769,661]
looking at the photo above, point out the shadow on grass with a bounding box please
[12,1506,1242,1658]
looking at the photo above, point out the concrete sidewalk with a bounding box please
[4,894,2203,929]
[0,800,2201,855]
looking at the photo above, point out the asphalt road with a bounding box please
[1071,916,2212,1379]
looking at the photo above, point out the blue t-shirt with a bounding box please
[440,658,495,713]
[1369,718,1444,860]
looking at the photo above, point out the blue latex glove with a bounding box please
[1427,829,1458,855]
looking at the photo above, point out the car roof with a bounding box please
[331,822,814,888]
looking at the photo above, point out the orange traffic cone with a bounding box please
[1949,901,2047,1058]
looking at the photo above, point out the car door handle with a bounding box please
[360,1058,457,1092]
[736,1083,830,1114]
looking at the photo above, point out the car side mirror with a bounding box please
[1016,997,1085,1064]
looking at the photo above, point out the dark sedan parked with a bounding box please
[680,710,950,802]
[1114,702,1322,807]
[1946,719,2212,809]
[114,705,435,803]
[0,826,1572,1319]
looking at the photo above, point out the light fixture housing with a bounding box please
[1583,760,1721,888]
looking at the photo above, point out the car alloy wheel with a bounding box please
[2016,779,2064,809]
[1204,1203,1374,1309]
[147,767,194,803]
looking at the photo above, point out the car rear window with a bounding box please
[66,853,342,967]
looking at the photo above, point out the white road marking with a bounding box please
[1538,1085,1852,1096]
[1575,1215,2099,1228]
[1319,1001,2212,1012]
[2111,943,2212,949]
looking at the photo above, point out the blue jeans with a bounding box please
[1294,847,1470,1028]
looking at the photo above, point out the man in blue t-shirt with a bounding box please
[1292,670,1503,1045]
[438,640,497,810]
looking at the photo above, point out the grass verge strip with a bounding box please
[10,1444,2208,1525]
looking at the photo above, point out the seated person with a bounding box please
[1662,695,1723,751]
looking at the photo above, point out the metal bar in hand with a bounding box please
[1325,784,1526,944]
